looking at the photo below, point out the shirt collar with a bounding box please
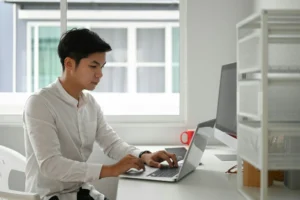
[54,78,87,108]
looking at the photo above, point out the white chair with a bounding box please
[0,145,40,200]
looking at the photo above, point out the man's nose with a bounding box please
[95,68,103,78]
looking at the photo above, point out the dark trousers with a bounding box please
[49,188,109,200]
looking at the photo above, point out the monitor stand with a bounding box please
[214,154,237,161]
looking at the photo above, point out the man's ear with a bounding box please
[64,57,76,71]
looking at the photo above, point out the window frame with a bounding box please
[0,7,187,124]
[27,21,179,94]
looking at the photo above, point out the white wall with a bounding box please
[186,0,254,127]
[0,1,255,199]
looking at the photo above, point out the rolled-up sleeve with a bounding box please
[94,104,142,161]
[24,95,102,182]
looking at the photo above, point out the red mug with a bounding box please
[180,129,195,145]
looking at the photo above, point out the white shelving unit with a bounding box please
[236,9,300,200]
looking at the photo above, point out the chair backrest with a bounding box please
[0,145,40,200]
[0,145,26,191]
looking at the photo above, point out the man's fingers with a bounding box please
[133,164,142,170]
[134,158,145,170]
[159,152,174,167]
[166,152,178,167]
[149,160,161,168]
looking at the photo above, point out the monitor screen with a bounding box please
[215,63,237,137]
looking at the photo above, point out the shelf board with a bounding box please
[238,33,300,44]
[243,72,300,82]
[239,182,300,200]
[237,9,300,33]
[268,73,300,82]
[240,122,300,132]
[269,122,300,134]
[267,9,300,17]
[239,152,300,171]
[238,31,259,44]
[238,79,260,85]
[238,113,260,121]
[269,37,300,44]
[240,122,300,135]
[269,23,300,35]
[239,68,261,75]
[237,12,260,29]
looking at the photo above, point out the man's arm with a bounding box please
[24,95,102,182]
[93,99,178,174]
[94,104,141,161]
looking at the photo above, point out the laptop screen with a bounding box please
[178,126,210,179]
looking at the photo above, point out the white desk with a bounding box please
[116,145,245,200]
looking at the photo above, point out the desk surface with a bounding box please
[116,145,244,200]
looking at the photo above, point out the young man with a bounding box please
[23,28,178,200]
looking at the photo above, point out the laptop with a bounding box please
[119,124,211,182]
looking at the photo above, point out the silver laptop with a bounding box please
[119,125,211,182]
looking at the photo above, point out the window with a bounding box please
[28,23,179,94]
[0,2,182,122]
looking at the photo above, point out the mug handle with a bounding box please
[180,131,188,145]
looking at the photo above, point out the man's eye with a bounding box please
[89,65,97,68]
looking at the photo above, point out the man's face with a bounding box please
[66,52,106,91]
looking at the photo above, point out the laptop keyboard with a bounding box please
[147,167,180,178]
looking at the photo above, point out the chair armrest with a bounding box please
[0,189,40,200]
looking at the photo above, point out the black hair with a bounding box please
[58,28,112,71]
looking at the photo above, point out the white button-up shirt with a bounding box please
[23,79,142,200]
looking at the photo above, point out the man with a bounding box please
[23,28,178,200]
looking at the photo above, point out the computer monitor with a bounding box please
[214,63,237,150]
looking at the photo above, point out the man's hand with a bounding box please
[100,154,145,178]
[141,150,178,168]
